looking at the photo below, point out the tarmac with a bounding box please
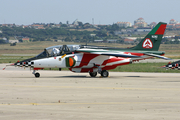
[0,64,180,120]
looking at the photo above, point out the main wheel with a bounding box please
[101,70,109,77]
[89,72,97,77]
[35,72,40,78]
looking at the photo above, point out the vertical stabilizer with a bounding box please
[132,22,167,51]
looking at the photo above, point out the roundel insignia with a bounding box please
[142,38,153,49]
[66,57,76,67]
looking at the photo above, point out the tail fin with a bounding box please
[132,22,167,51]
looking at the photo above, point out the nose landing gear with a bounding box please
[33,70,40,78]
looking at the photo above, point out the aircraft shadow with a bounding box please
[5,75,155,79]
[125,76,155,78]
[54,76,89,78]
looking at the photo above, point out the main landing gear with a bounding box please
[89,72,97,77]
[89,65,109,77]
[101,70,109,77]
[33,70,40,78]
[89,70,109,78]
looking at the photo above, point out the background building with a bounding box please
[134,18,147,27]
[116,22,132,28]
[169,19,179,24]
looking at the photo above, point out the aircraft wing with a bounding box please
[100,53,140,58]
[76,48,171,60]
[76,49,143,58]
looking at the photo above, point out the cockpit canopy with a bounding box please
[36,45,81,59]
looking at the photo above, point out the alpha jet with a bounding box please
[5,22,170,77]
[162,60,180,70]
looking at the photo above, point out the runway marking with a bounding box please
[1,85,180,91]
[1,102,180,106]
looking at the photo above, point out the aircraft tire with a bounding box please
[35,73,40,78]
[101,70,109,77]
[89,72,97,77]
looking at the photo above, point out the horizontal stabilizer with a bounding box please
[144,53,172,60]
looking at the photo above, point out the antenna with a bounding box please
[92,18,94,25]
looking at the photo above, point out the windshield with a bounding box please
[36,45,81,59]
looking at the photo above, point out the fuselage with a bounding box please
[31,49,164,73]
[32,52,131,73]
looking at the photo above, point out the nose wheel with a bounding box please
[33,70,40,78]
[34,72,40,78]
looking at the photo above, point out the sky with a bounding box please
[0,0,180,25]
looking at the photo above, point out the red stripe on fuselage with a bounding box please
[102,57,125,65]
[78,53,99,67]
[34,68,44,70]
[155,24,167,35]
[102,62,130,71]
[124,52,144,56]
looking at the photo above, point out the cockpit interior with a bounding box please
[36,45,81,59]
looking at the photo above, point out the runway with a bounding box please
[0,64,180,120]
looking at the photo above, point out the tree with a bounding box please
[0,39,6,44]
[61,24,67,27]
[53,36,57,39]
[10,42,16,46]
[78,22,83,27]
[64,37,71,42]
[96,30,107,37]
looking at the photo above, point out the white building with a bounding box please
[116,22,132,28]
[72,19,81,26]
[134,18,147,27]
[169,19,179,24]
[9,40,19,43]
[134,18,145,24]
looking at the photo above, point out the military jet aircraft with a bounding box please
[4,22,170,77]
[162,60,180,70]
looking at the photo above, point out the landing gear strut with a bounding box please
[33,70,40,78]
[91,64,109,77]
